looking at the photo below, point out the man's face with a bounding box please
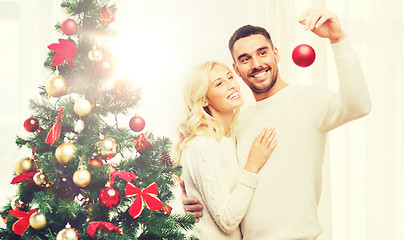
[232,34,280,95]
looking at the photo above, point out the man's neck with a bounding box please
[254,77,289,102]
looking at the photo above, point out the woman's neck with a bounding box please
[211,111,233,137]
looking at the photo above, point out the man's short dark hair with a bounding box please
[228,25,274,57]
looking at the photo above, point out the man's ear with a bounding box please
[274,47,280,64]
[232,62,241,77]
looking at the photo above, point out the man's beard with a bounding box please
[249,68,278,94]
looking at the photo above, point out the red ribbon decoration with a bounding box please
[125,182,163,219]
[45,107,64,146]
[87,221,121,237]
[10,172,36,184]
[110,171,138,185]
[9,208,37,236]
[47,39,78,67]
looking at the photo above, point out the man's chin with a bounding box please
[250,83,272,94]
[251,87,271,94]
[250,77,277,94]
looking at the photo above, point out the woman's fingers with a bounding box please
[256,127,277,150]
[264,129,276,149]
[269,138,278,151]
[257,128,268,144]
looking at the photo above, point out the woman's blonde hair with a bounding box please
[174,61,240,163]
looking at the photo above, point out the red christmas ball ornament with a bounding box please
[129,115,145,132]
[94,58,116,78]
[23,116,39,132]
[98,186,121,208]
[292,44,316,67]
[61,19,78,36]
[88,156,103,168]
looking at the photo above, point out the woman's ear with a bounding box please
[202,98,208,107]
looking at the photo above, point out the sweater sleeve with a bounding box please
[303,38,372,133]
[182,137,259,233]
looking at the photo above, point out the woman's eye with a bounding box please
[216,81,223,87]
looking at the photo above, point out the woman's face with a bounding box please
[205,64,243,115]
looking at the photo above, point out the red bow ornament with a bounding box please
[125,182,163,219]
[87,221,121,237]
[47,39,78,67]
[9,208,37,236]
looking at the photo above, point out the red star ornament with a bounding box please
[47,39,78,67]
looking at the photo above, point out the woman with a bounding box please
[175,61,277,239]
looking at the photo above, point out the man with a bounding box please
[181,8,371,239]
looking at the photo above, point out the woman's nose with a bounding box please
[227,80,236,90]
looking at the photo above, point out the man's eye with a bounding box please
[228,75,234,80]
[260,51,267,56]
[216,81,223,87]
[241,57,250,63]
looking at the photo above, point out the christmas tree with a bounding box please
[0,0,195,239]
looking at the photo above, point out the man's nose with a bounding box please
[252,56,263,69]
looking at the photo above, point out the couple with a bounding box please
[175,8,371,240]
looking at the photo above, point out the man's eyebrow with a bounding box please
[258,46,269,52]
[236,46,270,61]
[237,53,248,62]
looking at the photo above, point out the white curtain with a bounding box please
[0,1,403,239]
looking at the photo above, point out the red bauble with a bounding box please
[61,19,78,36]
[129,116,145,132]
[87,157,103,168]
[23,117,39,132]
[98,186,121,208]
[94,58,116,78]
[292,44,316,67]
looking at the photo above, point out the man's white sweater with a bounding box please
[235,38,371,240]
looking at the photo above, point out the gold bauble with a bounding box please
[72,169,91,188]
[56,226,79,240]
[97,137,117,160]
[73,98,92,117]
[10,196,24,210]
[46,75,68,98]
[14,157,37,175]
[88,48,103,62]
[33,171,47,187]
[29,212,47,229]
[55,142,76,165]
